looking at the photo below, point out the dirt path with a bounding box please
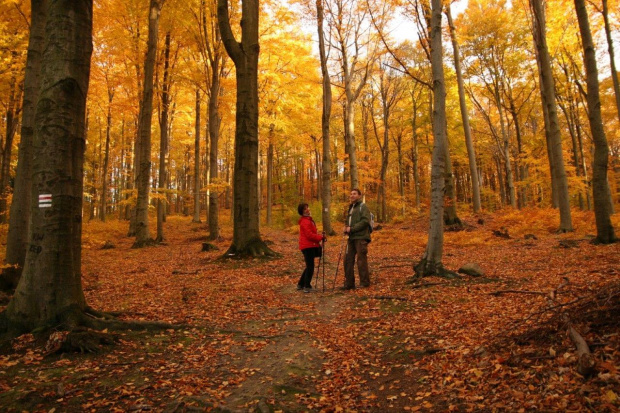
[220,279,351,412]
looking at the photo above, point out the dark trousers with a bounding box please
[298,248,318,288]
[344,239,370,288]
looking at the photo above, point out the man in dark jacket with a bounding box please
[342,188,371,290]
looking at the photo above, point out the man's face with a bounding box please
[349,190,360,204]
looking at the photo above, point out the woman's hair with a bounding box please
[297,203,308,216]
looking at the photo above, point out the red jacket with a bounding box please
[298,216,323,250]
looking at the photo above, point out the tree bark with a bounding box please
[207,43,221,241]
[99,87,113,222]
[218,0,276,257]
[134,0,164,247]
[573,0,616,243]
[529,0,573,231]
[0,77,21,225]
[445,3,481,213]
[414,0,457,279]
[193,89,202,223]
[4,0,93,332]
[1,0,47,291]
[156,32,171,242]
[317,0,333,235]
[601,0,620,123]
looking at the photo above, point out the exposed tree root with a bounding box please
[413,258,460,280]
[132,238,157,248]
[222,238,281,259]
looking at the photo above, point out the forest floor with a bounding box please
[0,208,619,412]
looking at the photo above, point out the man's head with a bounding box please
[349,188,362,204]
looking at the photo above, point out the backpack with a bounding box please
[362,203,375,234]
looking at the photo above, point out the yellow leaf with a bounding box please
[606,390,617,403]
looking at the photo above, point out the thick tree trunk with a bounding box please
[530,0,573,231]
[2,0,46,291]
[415,0,457,279]
[574,0,616,244]
[156,32,171,243]
[317,0,333,235]
[134,0,164,247]
[193,89,201,223]
[446,4,481,213]
[4,0,92,332]
[218,0,276,257]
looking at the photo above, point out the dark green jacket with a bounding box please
[347,201,371,241]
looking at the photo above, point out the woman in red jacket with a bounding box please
[297,203,326,292]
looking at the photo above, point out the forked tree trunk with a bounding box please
[317,0,333,235]
[218,0,276,257]
[134,0,164,247]
[530,0,573,231]
[1,0,47,291]
[4,0,93,332]
[573,0,616,244]
[414,0,457,279]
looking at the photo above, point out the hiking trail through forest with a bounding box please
[1,210,619,412]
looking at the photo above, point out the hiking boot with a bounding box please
[338,286,355,291]
[296,284,303,291]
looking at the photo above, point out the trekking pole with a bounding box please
[314,232,325,290]
[332,233,347,291]
[322,236,326,292]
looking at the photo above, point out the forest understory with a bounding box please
[0,208,619,412]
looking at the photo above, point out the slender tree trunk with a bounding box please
[207,50,221,241]
[574,0,616,243]
[0,78,21,225]
[193,89,201,223]
[266,127,274,226]
[218,0,276,257]
[317,0,333,234]
[5,0,93,332]
[156,32,171,242]
[415,0,456,279]
[100,89,113,222]
[1,0,47,291]
[530,0,573,231]
[601,0,620,122]
[134,0,164,247]
[446,4,481,213]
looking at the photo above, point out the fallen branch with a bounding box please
[371,295,409,301]
[567,323,596,377]
[490,290,547,297]
[409,281,450,289]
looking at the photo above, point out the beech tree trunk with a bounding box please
[601,0,620,123]
[317,0,333,235]
[207,43,221,241]
[0,78,21,225]
[193,89,201,223]
[1,0,46,291]
[530,0,573,231]
[446,4,481,213]
[156,32,171,242]
[4,0,93,332]
[218,0,276,257]
[414,0,456,279]
[134,0,164,247]
[266,130,273,226]
[573,0,616,244]
[99,88,113,222]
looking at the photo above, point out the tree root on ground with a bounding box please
[222,238,281,259]
[413,258,460,280]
